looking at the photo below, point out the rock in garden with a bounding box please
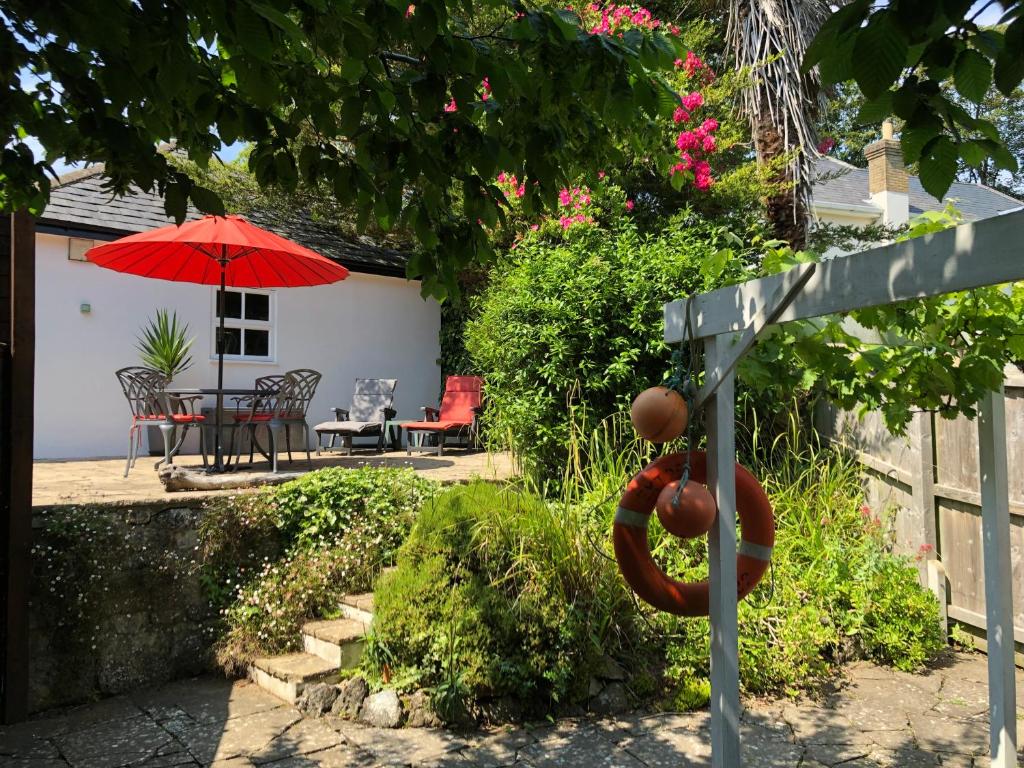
[297,682,339,717]
[359,689,403,728]
[406,689,442,728]
[331,676,369,719]
[598,654,626,681]
[474,696,523,725]
[590,681,629,716]
[588,677,603,698]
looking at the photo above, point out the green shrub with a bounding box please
[465,215,751,484]
[365,481,647,717]
[367,418,945,717]
[200,466,440,672]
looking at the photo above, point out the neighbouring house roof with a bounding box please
[36,166,411,278]
[812,156,1022,221]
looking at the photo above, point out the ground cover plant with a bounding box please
[364,412,945,721]
[199,466,439,674]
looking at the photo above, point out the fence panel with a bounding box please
[820,367,1024,647]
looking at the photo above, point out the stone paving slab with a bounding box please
[32,451,516,507]
[3,652,1023,767]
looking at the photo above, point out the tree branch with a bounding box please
[381,50,422,66]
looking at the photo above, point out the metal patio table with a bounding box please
[163,387,271,471]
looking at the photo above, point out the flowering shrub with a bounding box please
[200,467,440,671]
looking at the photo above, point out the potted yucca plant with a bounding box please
[137,309,195,454]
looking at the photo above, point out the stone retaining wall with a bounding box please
[29,500,217,712]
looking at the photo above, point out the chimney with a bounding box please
[864,120,909,226]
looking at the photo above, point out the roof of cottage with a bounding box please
[37,166,411,278]
[812,156,1022,221]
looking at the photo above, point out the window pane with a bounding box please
[244,329,270,358]
[219,327,242,355]
[217,290,242,319]
[245,292,270,321]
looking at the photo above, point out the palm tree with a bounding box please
[726,0,833,248]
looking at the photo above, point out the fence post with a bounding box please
[978,387,1017,767]
[705,333,740,767]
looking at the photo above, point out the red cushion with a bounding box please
[170,413,205,423]
[236,411,304,423]
[438,376,483,423]
[401,420,471,432]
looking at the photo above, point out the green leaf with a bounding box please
[251,4,304,43]
[857,92,893,124]
[994,48,1024,96]
[953,49,992,103]
[164,182,188,223]
[233,12,274,62]
[958,139,988,167]
[412,3,438,49]
[189,184,225,215]
[901,112,942,163]
[852,14,910,99]
[918,136,957,201]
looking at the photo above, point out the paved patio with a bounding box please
[1,651,1018,767]
[32,450,516,506]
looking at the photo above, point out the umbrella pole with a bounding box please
[215,258,227,472]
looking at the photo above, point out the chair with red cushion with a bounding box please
[233,369,321,472]
[401,376,484,456]
[115,366,207,476]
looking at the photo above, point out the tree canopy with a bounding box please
[805,0,1024,201]
[1,0,687,297]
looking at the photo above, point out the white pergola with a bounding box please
[663,207,1024,767]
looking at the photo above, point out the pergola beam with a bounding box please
[663,207,1024,767]
[666,207,1024,343]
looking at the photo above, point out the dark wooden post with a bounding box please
[1,210,35,723]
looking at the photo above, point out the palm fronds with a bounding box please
[136,309,194,381]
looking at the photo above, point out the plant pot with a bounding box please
[147,425,165,456]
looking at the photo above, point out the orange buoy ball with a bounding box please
[630,386,688,443]
[656,480,717,539]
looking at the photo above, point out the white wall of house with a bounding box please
[33,232,442,459]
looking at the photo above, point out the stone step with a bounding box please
[249,652,339,704]
[301,617,369,667]
[339,592,374,624]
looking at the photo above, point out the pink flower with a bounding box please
[530,224,539,231]
[681,91,704,111]
[669,24,681,35]
[625,199,634,211]
[676,130,699,151]
[701,117,719,133]
[702,134,716,152]
[817,137,836,154]
[481,77,491,100]
[405,4,415,17]
[516,184,525,197]
[598,170,606,179]
[673,107,689,124]
[860,504,872,517]
[558,188,572,206]
[919,543,934,553]
[674,57,684,69]
[497,172,507,183]
[683,51,704,76]
[443,97,457,113]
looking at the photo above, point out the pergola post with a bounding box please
[705,333,740,766]
[977,387,1017,768]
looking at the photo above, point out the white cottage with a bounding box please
[33,167,441,460]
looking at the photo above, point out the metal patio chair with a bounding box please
[314,378,398,455]
[234,369,321,473]
[228,374,287,468]
[115,366,206,476]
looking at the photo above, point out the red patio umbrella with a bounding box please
[87,214,349,470]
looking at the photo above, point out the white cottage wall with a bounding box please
[33,233,442,459]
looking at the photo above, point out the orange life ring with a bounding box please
[613,451,774,617]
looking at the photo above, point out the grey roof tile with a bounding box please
[38,168,410,276]
[812,156,1022,220]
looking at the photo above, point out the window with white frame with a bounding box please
[212,288,274,361]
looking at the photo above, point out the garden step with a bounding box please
[301,617,369,667]
[249,652,338,704]
[339,592,374,624]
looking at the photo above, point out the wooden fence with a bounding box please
[817,364,1024,652]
